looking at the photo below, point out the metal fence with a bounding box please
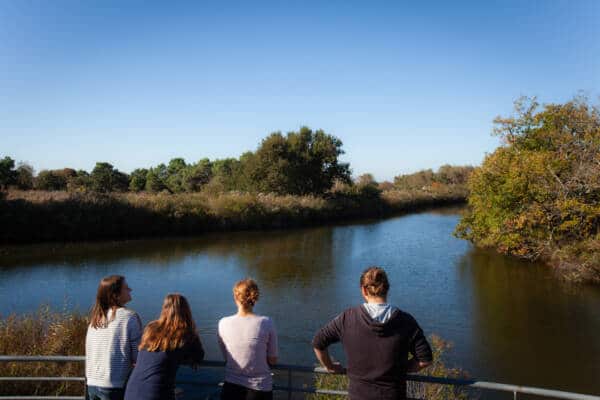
[1,355,599,400]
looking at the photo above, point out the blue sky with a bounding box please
[1,1,599,181]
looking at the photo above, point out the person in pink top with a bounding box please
[217,278,278,400]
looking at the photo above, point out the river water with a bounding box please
[1,207,599,395]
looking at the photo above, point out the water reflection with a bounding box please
[458,248,600,394]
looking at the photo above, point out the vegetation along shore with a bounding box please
[2,95,597,284]
[456,96,599,284]
[0,127,470,244]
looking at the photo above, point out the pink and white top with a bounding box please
[217,314,278,391]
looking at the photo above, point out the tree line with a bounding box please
[1,127,472,197]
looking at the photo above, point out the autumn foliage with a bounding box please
[456,96,600,283]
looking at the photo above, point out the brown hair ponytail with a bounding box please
[360,266,390,297]
[233,278,260,309]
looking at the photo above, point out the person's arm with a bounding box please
[407,358,431,373]
[128,313,143,366]
[407,318,433,373]
[217,320,228,360]
[313,347,345,373]
[181,334,205,366]
[312,313,346,373]
[266,319,278,367]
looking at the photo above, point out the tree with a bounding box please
[0,156,17,190]
[183,158,212,192]
[15,163,34,190]
[129,168,148,192]
[90,162,129,192]
[248,127,351,195]
[35,170,68,191]
[145,165,168,192]
[67,170,91,191]
[456,96,600,280]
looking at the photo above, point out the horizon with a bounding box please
[2,1,599,181]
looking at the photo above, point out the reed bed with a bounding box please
[0,306,88,396]
[1,188,466,244]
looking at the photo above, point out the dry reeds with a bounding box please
[0,306,87,396]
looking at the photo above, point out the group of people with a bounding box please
[85,267,433,400]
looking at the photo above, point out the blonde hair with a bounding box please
[233,278,260,309]
[360,266,390,297]
[139,293,197,352]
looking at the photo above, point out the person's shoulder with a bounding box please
[116,307,139,320]
[257,315,275,328]
[218,314,236,328]
[391,308,420,325]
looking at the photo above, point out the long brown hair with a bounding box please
[89,275,126,329]
[139,294,197,352]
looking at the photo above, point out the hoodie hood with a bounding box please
[359,303,400,336]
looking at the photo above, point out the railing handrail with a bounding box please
[1,355,599,400]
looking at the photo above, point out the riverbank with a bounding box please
[0,187,467,244]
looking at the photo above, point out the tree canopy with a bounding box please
[456,96,600,280]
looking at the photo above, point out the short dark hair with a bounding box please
[360,266,389,297]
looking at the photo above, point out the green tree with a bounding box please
[145,164,168,192]
[183,158,212,192]
[67,170,91,191]
[90,162,129,192]
[15,163,34,190]
[35,170,68,191]
[0,156,17,190]
[248,127,351,195]
[165,158,188,193]
[129,168,148,192]
[456,96,600,281]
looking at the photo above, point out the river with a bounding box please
[1,207,599,395]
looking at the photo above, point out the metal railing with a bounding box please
[1,356,600,400]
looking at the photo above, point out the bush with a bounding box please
[456,96,600,283]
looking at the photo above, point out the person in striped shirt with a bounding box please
[86,275,142,400]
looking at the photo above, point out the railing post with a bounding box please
[514,390,517,400]
[287,367,292,400]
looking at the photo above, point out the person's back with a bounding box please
[86,275,141,400]
[124,294,204,400]
[86,307,141,388]
[313,305,430,399]
[124,336,204,400]
[218,314,276,389]
[218,278,278,400]
[312,266,432,400]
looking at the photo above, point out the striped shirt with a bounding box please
[86,307,142,388]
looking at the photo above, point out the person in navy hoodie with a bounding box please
[125,294,204,400]
[312,266,433,400]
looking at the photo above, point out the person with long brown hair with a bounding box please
[124,293,204,400]
[218,278,278,400]
[86,275,142,400]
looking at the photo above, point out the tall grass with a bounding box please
[310,335,471,400]
[0,306,88,396]
[1,187,467,244]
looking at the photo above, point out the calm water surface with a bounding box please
[1,207,599,395]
